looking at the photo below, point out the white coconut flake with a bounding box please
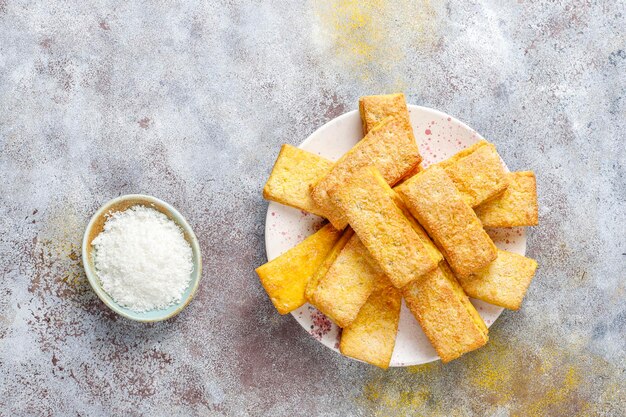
[92,205,193,312]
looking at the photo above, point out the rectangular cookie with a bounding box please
[308,186,442,327]
[330,166,438,288]
[359,93,411,134]
[308,185,442,326]
[474,171,539,227]
[305,228,355,301]
[359,92,421,183]
[263,94,417,218]
[403,262,489,363]
[262,144,332,217]
[311,116,422,229]
[308,233,385,328]
[456,249,538,310]
[437,140,509,207]
[396,165,497,277]
[339,278,402,369]
[389,188,444,266]
[255,223,343,314]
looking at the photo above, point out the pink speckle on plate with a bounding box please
[309,308,332,340]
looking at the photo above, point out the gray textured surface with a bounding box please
[0,0,625,416]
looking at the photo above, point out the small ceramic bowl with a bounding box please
[82,194,202,322]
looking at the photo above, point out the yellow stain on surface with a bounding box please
[314,0,387,80]
[362,377,433,416]
[313,0,439,90]
[356,334,620,416]
[467,339,594,416]
[30,206,90,296]
[514,366,589,417]
[406,360,438,374]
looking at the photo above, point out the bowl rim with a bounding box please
[81,194,203,322]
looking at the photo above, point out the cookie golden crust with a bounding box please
[437,140,487,170]
[255,223,343,314]
[359,93,411,134]
[403,262,488,363]
[331,166,438,288]
[308,234,386,328]
[389,189,443,265]
[396,165,497,277]
[339,278,402,369]
[475,171,538,227]
[457,249,538,310]
[262,144,332,217]
[395,162,423,185]
[305,228,354,301]
[439,141,510,207]
[311,116,422,229]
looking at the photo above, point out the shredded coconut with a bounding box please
[92,205,193,312]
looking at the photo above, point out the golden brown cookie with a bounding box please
[311,116,422,229]
[359,93,411,134]
[436,140,509,207]
[304,228,354,301]
[255,223,343,314]
[330,166,438,288]
[340,278,402,369]
[456,249,538,310]
[308,234,385,328]
[262,144,332,217]
[396,165,497,277]
[474,171,538,227]
[403,262,488,363]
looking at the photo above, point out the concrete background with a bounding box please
[0,0,624,415]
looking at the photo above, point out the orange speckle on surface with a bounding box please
[313,0,438,89]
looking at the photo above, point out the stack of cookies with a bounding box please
[257,93,538,369]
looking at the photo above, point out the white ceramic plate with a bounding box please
[265,105,526,366]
